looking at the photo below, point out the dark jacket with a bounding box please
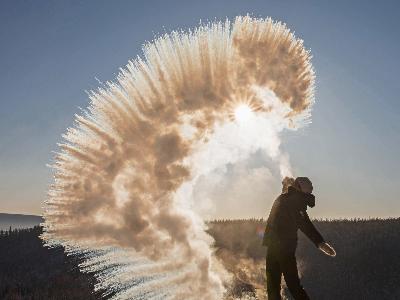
[262,186,324,251]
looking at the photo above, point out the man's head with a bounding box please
[294,177,313,194]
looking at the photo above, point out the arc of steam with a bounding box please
[42,16,315,299]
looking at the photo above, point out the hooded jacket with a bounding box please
[262,186,324,251]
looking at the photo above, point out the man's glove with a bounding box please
[318,242,336,257]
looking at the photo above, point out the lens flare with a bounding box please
[41,15,315,299]
[234,104,254,124]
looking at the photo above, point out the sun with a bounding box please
[234,104,254,124]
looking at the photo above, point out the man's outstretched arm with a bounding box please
[298,210,324,247]
[298,210,337,256]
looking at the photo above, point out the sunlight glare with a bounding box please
[234,104,253,124]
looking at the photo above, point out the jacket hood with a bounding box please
[288,186,315,208]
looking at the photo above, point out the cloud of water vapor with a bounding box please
[41,16,315,299]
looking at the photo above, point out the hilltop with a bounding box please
[0,213,43,230]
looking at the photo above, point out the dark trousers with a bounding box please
[266,243,310,300]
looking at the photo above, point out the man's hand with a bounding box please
[318,242,336,257]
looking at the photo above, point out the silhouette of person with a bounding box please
[262,177,336,300]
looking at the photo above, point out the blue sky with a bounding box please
[0,0,399,217]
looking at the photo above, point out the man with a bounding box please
[262,177,335,300]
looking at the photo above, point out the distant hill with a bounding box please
[0,218,399,299]
[0,213,43,230]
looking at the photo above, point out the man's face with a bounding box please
[300,182,313,194]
